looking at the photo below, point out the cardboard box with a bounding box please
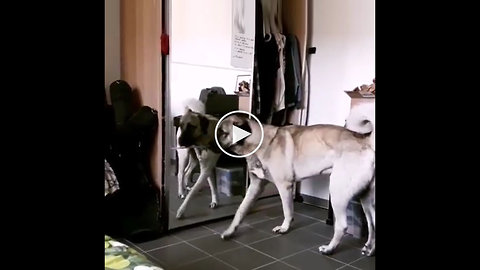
[346,198,368,238]
[216,164,246,197]
[345,91,375,109]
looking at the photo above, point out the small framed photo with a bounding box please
[235,74,251,96]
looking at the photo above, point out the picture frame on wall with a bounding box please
[234,74,251,96]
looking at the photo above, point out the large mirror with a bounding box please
[164,0,264,229]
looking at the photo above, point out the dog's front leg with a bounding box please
[272,181,294,234]
[206,175,218,208]
[176,170,209,219]
[360,181,375,256]
[183,151,199,190]
[176,148,189,199]
[221,174,266,239]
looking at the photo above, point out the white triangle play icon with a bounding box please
[232,125,251,144]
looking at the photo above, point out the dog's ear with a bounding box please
[184,107,193,114]
[232,116,251,134]
[238,119,251,134]
[199,115,210,134]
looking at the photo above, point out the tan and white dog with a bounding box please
[175,99,221,219]
[216,103,375,256]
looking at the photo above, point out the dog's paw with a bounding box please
[361,245,375,257]
[176,209,185,219]
[210,202,217,209]
[319,245,334,255]
[272,225,289,234]
[221,230,234,240]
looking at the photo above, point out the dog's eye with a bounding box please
[218,129,229,137]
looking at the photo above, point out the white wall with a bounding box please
[105,0,121,104]
[169,0,255,117]
[300,0,375,200]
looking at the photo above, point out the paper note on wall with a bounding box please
[231,34,254,68]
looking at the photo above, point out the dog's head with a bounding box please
[178,109,216,148]
[217,114,261,155]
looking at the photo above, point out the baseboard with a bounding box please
[298,193,329,209]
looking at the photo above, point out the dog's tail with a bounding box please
[345,103,375,151]
[183,98,205,114]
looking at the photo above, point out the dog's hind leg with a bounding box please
[360,179,375,256]
[272,181,295,234]
[319,152,375,255]
[176,169,209,219]
[221,174,267,239]
[319,171,352,255]
[176,149,218,219]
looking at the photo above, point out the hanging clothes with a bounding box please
[253,0,281,123]
[271,31,288,126]
[284,34,303,109]
[258,35,279,123]
[252,0,263,117]
[273,32,286,113]
[254,0,304,124]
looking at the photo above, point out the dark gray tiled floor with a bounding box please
[283,250,345,270]
[255,261,297,270]
[189,234,243,255]
[147,242,209,269]
[215,246,275,269]
[174,257,236,270]
[310,243,364,265]
[350,256,376,270]
[126,201,375,270]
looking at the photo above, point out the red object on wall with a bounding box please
[161,34,169,55]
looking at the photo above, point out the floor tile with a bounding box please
[229,225,273,245]
[279,228,329,249]
[133,234,183,251]
[289,214,319,230]
[341,235,367,249]
[250,214,317,235]
[337,266,361,270]
[173,256,236,270]
[282,250,345,270]
[249,235,306,259]
[309,243,364,265]
[254,261,298,270]
[302,222,335,238]
[204,218,236,233]
[147,242,208,269]
[261,205,284,218]
[172,226,215,241]
[215,246,275,270]
[350,256,375,270]
[242,210,275,225]
[294,203,329,220]
[188,234,243,255]
[249,217,286,235]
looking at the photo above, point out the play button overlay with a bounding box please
[232,125,251,144]
[215,110,264,158]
